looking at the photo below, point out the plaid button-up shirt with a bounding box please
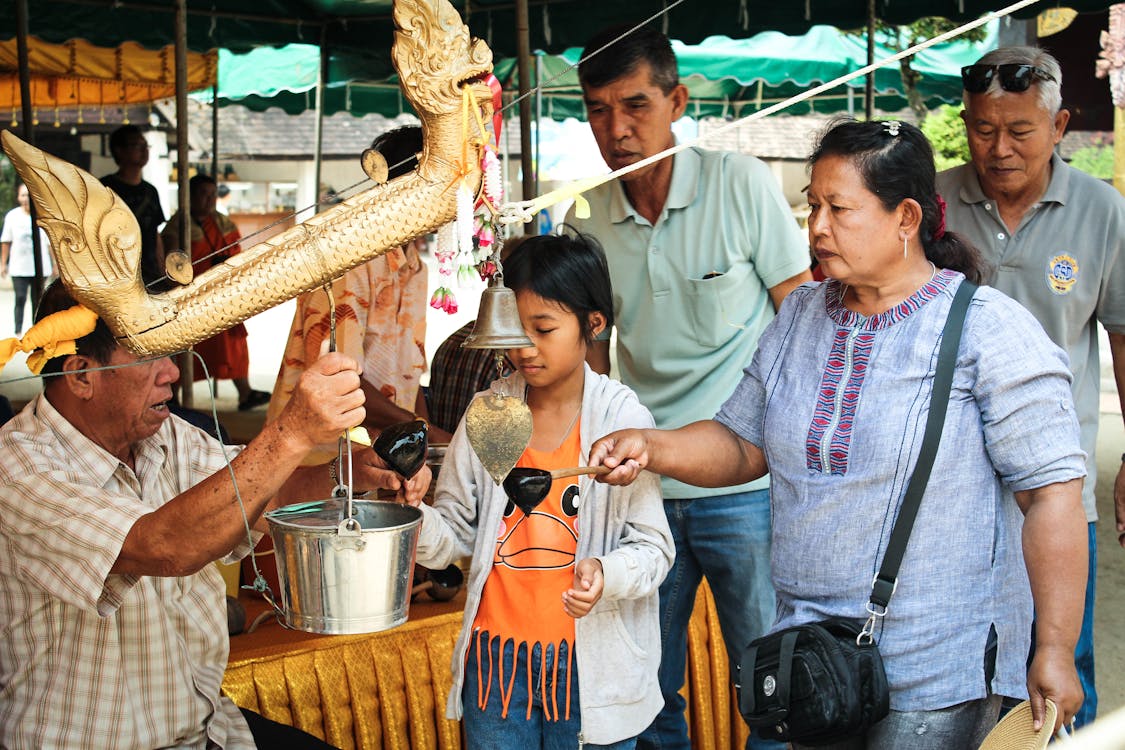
[0,394,254,749]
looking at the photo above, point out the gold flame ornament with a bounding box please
[0,0,495,358]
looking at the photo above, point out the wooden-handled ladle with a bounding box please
[502,466,611,516]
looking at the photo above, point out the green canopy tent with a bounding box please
[202,22,998,119]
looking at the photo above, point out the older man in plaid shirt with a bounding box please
[0,281,429,749]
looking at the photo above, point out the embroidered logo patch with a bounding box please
[1046,254,1079,295]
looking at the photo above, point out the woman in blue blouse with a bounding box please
[589,120,1087,748]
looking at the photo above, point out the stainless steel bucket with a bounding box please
[264,499,423,635]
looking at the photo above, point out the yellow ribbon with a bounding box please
[0,304,99,375]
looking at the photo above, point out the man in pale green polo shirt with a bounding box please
[936,46,1125,729]
[566,25,811,750]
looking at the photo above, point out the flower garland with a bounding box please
[430,141,505,315]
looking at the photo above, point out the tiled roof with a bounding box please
[186,100,418,160]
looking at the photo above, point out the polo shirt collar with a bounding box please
[34,393,169,485]
[951,152,1069,208]
[608,145,701,224]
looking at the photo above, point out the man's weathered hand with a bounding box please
[278,352,366,453]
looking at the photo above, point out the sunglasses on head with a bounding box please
[961,64,1055,94]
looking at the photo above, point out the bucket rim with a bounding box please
[264,498,423,533]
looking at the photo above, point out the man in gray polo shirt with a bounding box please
[936,46,1125,728]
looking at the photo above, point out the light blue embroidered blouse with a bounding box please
[715,270,1086,711]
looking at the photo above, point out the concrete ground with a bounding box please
[2,274,1124,721]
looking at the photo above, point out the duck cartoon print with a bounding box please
[494,481,581,571]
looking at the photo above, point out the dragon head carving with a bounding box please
[0,131,146,312]
[393,0,494,117]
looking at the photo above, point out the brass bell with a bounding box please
[463,281,532,349]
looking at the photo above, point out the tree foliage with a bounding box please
[845,18,986,123]
[0,156,15,212]
[1068,145,1114,180]
[920,104,970,171]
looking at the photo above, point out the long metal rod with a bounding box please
[515,0,536,208]
[175,0,194,405]
[15,0,44,310]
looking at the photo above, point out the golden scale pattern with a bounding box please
[0,0,495,358]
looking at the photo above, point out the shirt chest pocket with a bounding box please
[683,261,759,348]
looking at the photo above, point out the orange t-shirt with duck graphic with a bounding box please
[470,417,582,721]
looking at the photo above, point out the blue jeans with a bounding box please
[463,635,637,750]
[1074,521,1097,727]
[791,695,1001,750]
[637,489,782,750]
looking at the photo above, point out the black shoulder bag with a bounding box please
[736,281,977,747]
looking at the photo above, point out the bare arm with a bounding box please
[112,353,407,577]
[586,338,611,376]
[1014,478,1086,731]
[767,269,813,311]
[1109,332,1125,547]
[589,419,766,487]
[1,241,9,276]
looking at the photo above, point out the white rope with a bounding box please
[497,0,1041,227]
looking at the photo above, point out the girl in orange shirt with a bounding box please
[412,231,673,749]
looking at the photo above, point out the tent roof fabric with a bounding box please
[0,38,217,109]
[203,22,996,120]
[0,0,1112,64]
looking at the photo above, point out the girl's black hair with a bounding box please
[502,228,614,343]
[810,118,988,285]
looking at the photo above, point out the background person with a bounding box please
[267,126,451,447]
[163,174,271,411]
[410,233,673,750]
[591,120,1087,747]
[101,125,166,288]
[565,24,812,750]
[0,280,427,749]
[0,182,52,335]
[936,47,1125,728]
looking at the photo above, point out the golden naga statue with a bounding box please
[0,0,494,357]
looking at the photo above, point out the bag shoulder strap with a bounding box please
[869,280,977,611]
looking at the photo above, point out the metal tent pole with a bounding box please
[515,0,537,225]
[865,0,876,120]
[15,0,44,312]
[175,0,194,405]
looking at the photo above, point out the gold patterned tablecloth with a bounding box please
[223,581,746,749]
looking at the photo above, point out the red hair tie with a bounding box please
[934,194,948,241]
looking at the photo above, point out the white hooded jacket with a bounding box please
[415,365,673,745]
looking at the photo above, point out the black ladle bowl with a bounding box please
[502,466,611,516]
[422,564,465,601]
[373,419,429,479]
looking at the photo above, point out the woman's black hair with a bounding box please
[810,118,988,285]
[501,228,614,344]
[36,280,119,380]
